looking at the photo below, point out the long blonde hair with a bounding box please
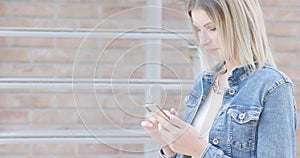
[188,0,275,70]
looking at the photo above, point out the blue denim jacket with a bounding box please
[164,64,297,158]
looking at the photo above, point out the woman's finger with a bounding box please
[169,114,187,129]
[141,121,153,128]
[155,113,181,133]
[158,125,173,143]
[148,116,158,125]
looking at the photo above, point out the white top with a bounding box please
[191,91,213,141]
[191,90,224,158]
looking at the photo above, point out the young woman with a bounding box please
[141,0,297,157]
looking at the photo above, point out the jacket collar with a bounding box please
[203,63,257,87]
[227,65,256,87]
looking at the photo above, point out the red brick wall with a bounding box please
[0,0,299,157]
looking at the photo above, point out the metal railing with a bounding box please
[0,78,194,89]
[0,130,151,144]
[0,27,194,39]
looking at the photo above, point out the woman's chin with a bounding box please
[206,50,220,60]
[209,53,221,61]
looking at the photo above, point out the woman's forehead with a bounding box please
[191,9,213,27]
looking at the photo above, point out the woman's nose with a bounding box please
[199,31,211,46]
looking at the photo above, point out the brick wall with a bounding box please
[0,0,191,157]
[0,0,299,157]
[261,0,300,156]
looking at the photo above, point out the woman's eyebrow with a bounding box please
[192,21,213,28]
[203,22,213,27]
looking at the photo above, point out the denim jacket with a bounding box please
[162,64,297,158]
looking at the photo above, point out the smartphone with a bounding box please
[144,103,170,120]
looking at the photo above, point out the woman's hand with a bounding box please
[155,113,208,157]
[141,113,168,146]
[141,108,177,156]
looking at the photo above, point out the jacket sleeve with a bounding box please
[159,148,177,158]
[256,82,297,157]
[201,144,230,158]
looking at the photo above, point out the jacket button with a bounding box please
[239,113,246,120]
[229,89,236,95]
[184,96,189,102]
[212,138,219,145]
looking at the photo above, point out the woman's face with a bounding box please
[191,9,222,61]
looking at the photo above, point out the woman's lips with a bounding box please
[207,48,219,52]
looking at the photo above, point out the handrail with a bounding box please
[0,130,152,144]
[0,27,194,40]
[0,78,194,89]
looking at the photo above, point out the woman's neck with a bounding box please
[217,59,242,89]
[224,58,242,76]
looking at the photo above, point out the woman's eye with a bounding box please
[210,28,216,31]
[197,29,201,33]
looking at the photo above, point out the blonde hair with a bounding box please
[188,0,276,70]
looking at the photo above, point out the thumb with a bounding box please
[170,108,177,115]
[169,114,186,129]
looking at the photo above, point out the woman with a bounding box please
[141,0,297,158]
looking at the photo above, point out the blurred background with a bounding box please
[0,0,299,157]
